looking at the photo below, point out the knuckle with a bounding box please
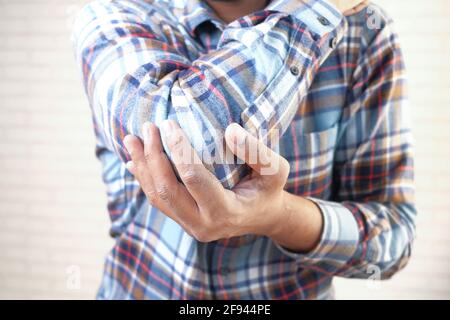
[193,230,213,243]
[146,189,158,204]
[182,169,202,186]
[190,222,214,242]
[272,174,286,188]
[168,133,184,151]
[269,157,290,186]
[280,158,291,179]
[156,185,172,203]
[144,151,152,163]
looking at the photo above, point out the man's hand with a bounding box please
[123,121,323,252]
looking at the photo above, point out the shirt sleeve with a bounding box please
[72,0,345,188]
[275,15,417,279]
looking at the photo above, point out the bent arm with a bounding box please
[275,20,416,279]
[72,0,345,188]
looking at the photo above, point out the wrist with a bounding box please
[267,192,324,253]
[263,190,292,239]
[245,190,289,238]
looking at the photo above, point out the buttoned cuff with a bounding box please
[274,198,360,274]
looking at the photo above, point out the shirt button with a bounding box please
[317,15,330,26]
[290,65,300,76]
[330,37,339,49]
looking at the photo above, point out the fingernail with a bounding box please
[230,123,247,147]
[238,134,247,148]
[225,123,237,142]
[161,120,176,142]
[123,135,133,152]
[142,122,151,144]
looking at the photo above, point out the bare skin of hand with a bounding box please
[124,121,324,253]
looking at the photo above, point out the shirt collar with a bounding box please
[176,0,224,37]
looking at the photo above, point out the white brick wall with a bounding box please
[0,0,448,299]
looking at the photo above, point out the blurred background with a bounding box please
[0,0,449,299]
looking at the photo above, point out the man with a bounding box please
[73,0,416,299]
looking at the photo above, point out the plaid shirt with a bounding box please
[73,0,416,299]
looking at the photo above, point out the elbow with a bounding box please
[381,202,417,280]
[382,223,417,280]
[370,203,417,280]
[379,240,414,280]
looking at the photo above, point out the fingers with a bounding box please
[144,123,199,216]
[124,124,199,226]
[224,123,290,185]
[123,134,155,193]
[161,120,226,210]
[143,122,179,200]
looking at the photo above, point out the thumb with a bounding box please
[224,123,290,179]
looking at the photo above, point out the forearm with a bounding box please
[267,11,416,279]
[268,195,415,279]
[267,192,324,253]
